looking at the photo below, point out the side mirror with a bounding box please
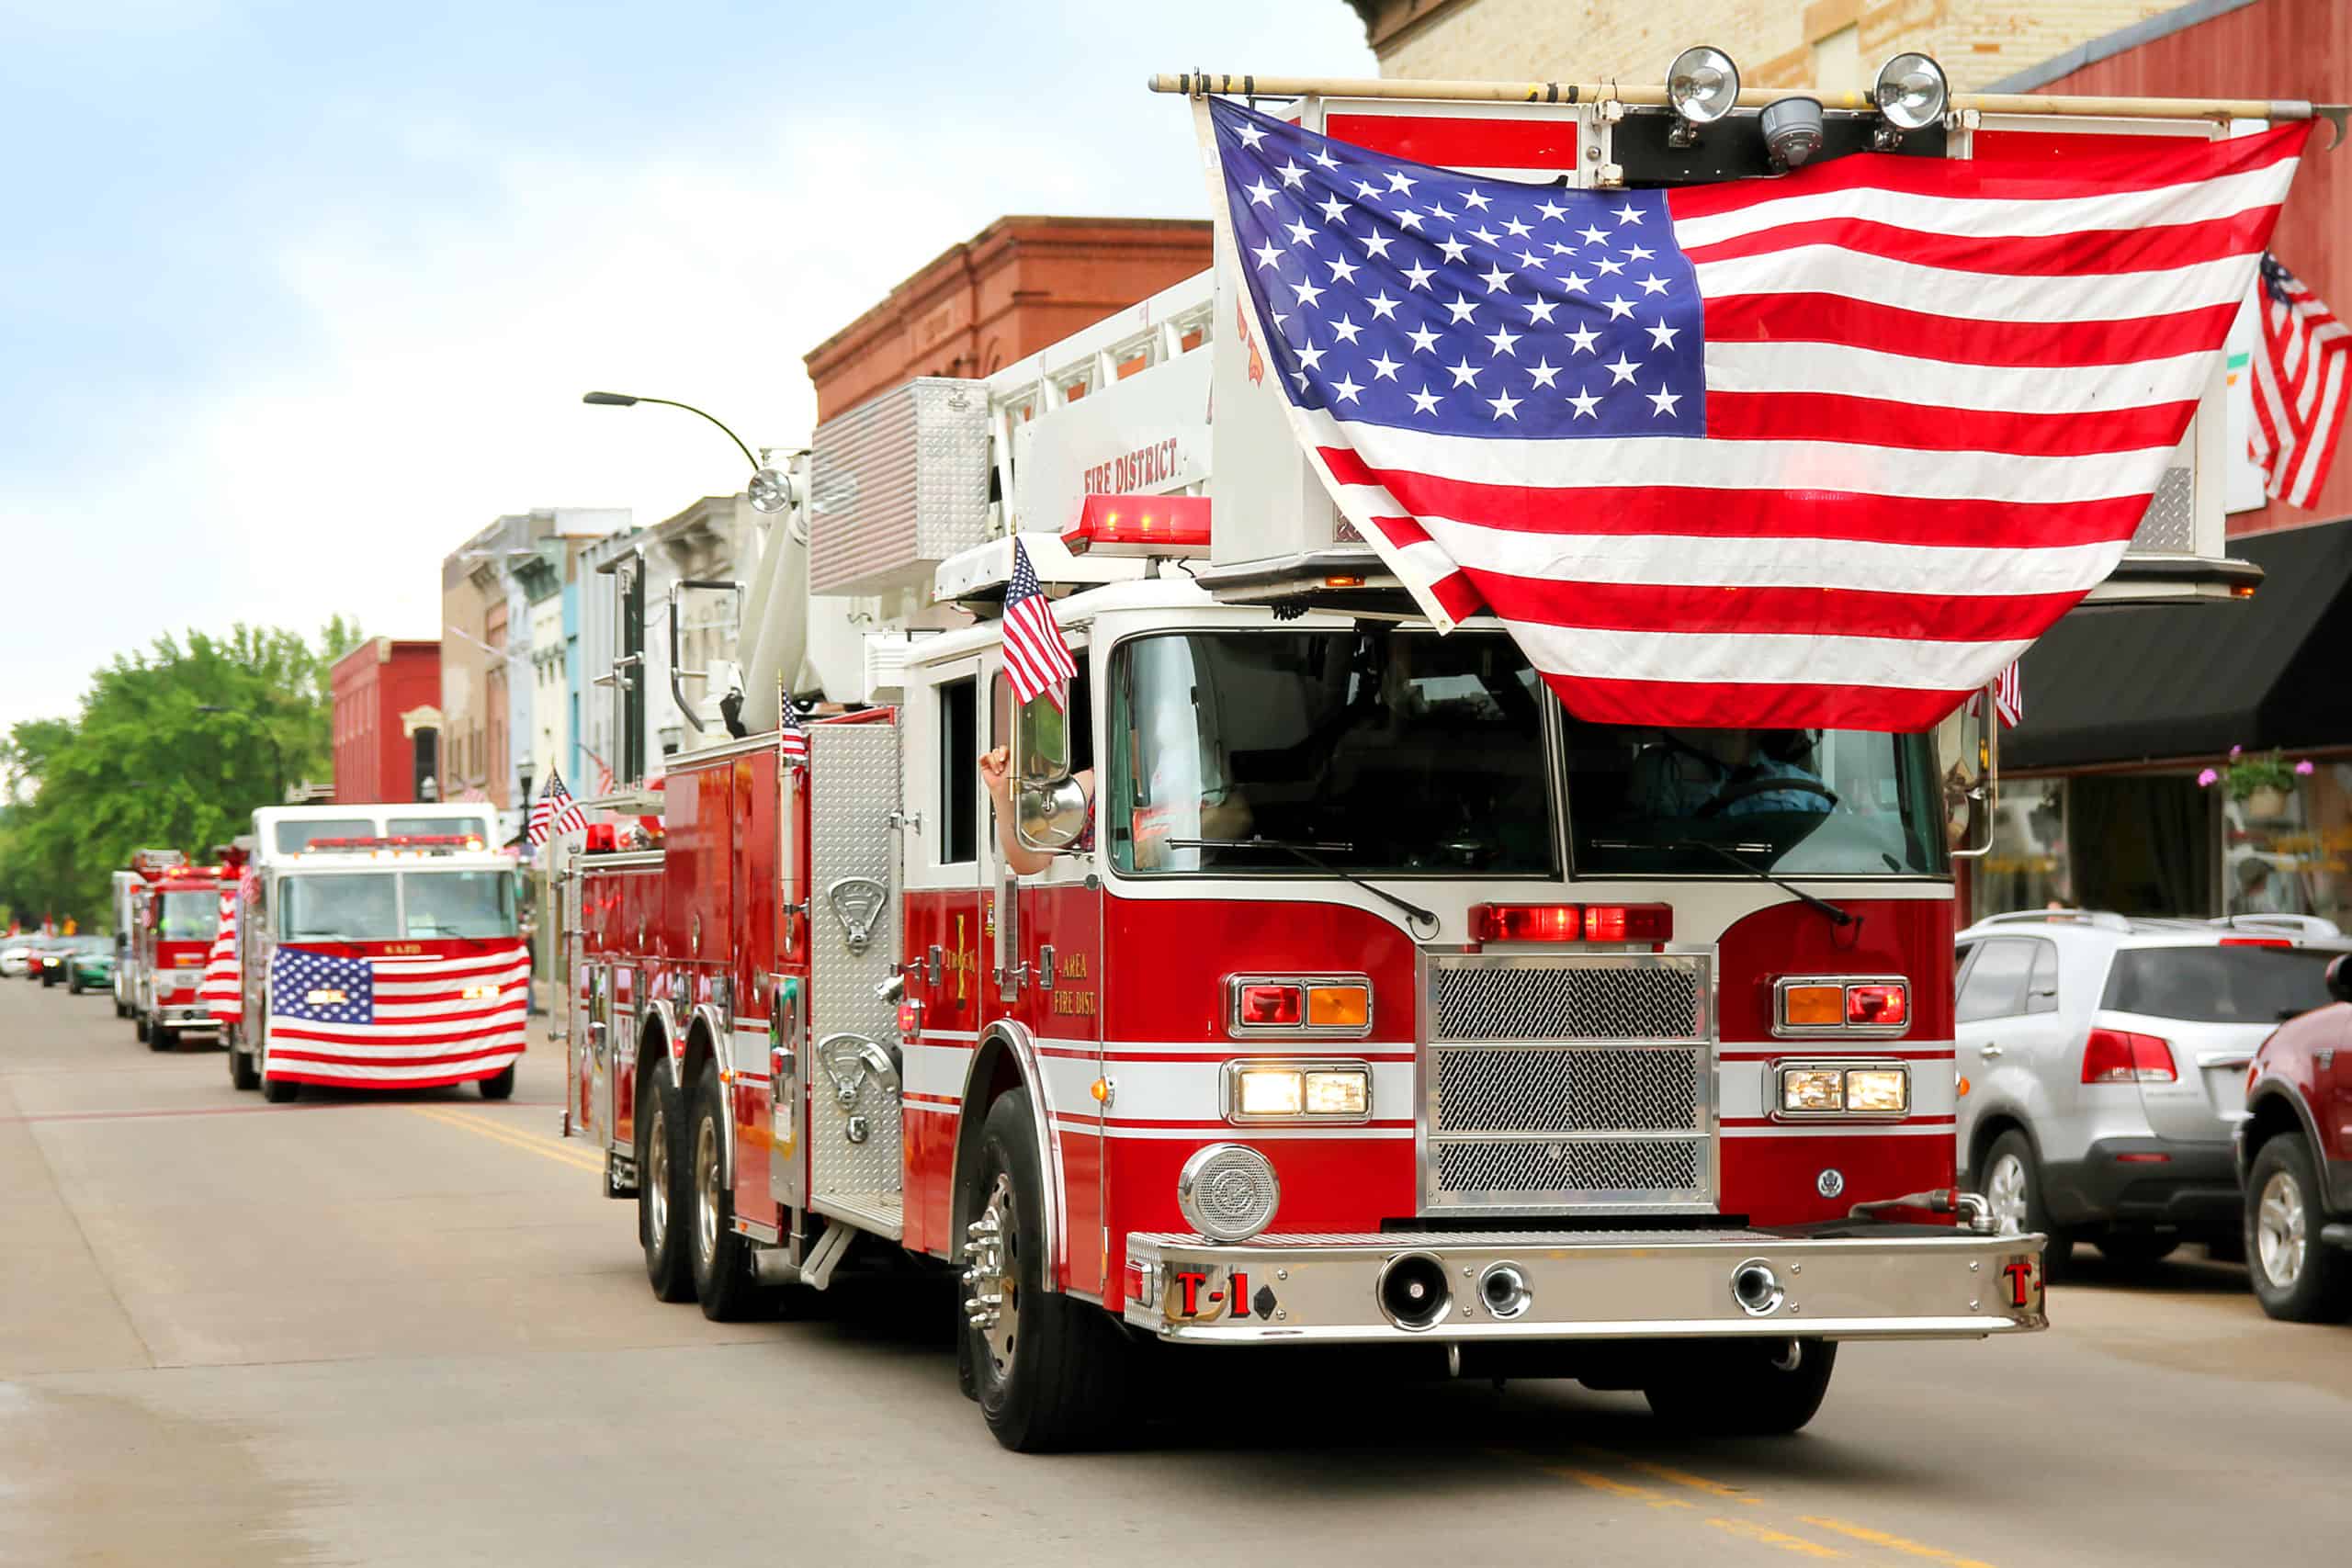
[1016,775,1090,851]
[1012,688,1082,852]
[2327,953,2352,1006]
[1937,693,1997,860]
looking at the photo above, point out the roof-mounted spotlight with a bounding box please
[1667,46,1741,148]
[1872,52,1949,149]
[1761,96,1826,172]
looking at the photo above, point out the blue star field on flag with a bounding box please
[271,947,375,1025]
[1209,96,1705,440]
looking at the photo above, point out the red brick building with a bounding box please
[804,216,1210,422]
[330,638,442,806]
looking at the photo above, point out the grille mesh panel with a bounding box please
[1432,964,1700,1042]
[1436,1138,1702,1197]
[1432,1046,1700,1134]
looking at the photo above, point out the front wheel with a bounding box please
[957,1089,1131,1451]
[133,1011,150,1043]
[638,1070,694,1303]
[1644,1339,1838,1436]
[479,1065,516,1100]
[148,1023,175,1054]
[2246,1133,2352,1323]
[687,1066,763,1321]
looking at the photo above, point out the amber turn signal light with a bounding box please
[1781,983,1845,1027]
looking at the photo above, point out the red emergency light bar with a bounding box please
[1471,903,1674,945]
[1064,493,1211,558]
[302,834,481,852]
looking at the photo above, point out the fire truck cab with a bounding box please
[126,851,228,1050]
[551,65,2325,1450]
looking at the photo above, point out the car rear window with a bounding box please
[2101,944,2341,1024]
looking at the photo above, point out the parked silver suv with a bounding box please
[1955,911,2349,1275]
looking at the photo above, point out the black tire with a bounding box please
[1984,1128,2075,1282]
[114,996,128,1019]
[479,1065,516,1100]
[2095,1234,2180,1268]
[227,1032,259,1091]
[1644,1339,1839,1436]
[133,1011,150,1043]
[2245,1133,2352,1323]
[687,1064,765,1322]
[638,1069,695,1303]
[149,1023,174,1054]
[956,1089,1131,1452]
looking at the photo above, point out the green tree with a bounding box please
[0,619,363,928]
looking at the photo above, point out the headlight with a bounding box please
[1845,1068,1910,1114]
[1177,1144,1281,1242]
[1667,45,1741,135]
[1874,51,1949,131]
[305,987,347,1006]
[1225,1061,1372,1123]
[1775,1061,1912,1120]
[1781,1067,1844,1112]
[459,984,495,1000]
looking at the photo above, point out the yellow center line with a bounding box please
[407,1105,602,1172]
[1543,1464,1695,1509]
[1709,1517,1848,1559]
[1801,1518,1997,1568]
[1573,1445,1762,1505]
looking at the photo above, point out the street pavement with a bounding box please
[3,976,2346,1568]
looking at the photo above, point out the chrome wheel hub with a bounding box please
[2256,1169,2307,1289]
[963,1173,1020,1381]
[695,1114,721,1268]
[1986,1153,2030,1235]
[646,1105,671,1247]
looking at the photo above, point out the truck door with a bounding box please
[901,663,986,1258]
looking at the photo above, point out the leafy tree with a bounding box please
[0,619,362,929]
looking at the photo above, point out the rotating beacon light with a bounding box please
[1761,96,1826,171]
[1667,45,1740,147]
[1873,52,1949,148]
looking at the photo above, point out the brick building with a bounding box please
[329,638,441,806]
[804,216,1211,422]
[1344,0,2196,94]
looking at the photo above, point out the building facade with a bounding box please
[1344,0,2199,94]
[803,216,1211,422]
[327,638,440,806]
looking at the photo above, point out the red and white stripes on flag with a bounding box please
[265,941,529,1089]
[1203,99,2309,730]
[1970,660,2023,729]
[526,771,588,846]
[780,697,809,763]
[2249,253,2350,509]
[200,884,240,1026]
[1000,538,1078,707]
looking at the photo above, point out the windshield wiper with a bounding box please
[1663,839,1857,931]
[1169,837,1441,935]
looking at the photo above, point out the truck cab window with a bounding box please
[940,676,977,865]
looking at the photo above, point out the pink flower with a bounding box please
[2296,759,2316,775]
[2198,768,2221,787]
[2230,745,2244,759]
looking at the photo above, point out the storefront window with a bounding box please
[2224,763,2352,926]
[1974,777,2068,918]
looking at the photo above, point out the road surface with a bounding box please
[3,976,2346,1567]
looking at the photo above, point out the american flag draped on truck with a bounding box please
[265,941,528,1089]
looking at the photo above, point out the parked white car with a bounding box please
[1955,911,2349,1276]
[0,943,30,977]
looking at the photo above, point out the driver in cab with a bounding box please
[1629,729,1833,819]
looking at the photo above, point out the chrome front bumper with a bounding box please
[1122,1227,2047,1345]
[159,1004,219,1034]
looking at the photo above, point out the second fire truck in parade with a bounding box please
[542,55,2324,1450]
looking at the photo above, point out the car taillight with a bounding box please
[1237,983,1304,1027]
[2082,1028,2177,1084]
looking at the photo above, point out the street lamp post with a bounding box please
[580,390,796,514]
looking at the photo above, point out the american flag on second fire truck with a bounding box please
[1000,538,1077,706]
[266,942,528,1088]
[526,771,588,846]
[2249,252,2350,508]
[1201,97,2310,730]
[199,880,241,1027]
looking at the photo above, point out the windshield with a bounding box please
[1108,629,1553,875]
[157,890,220,942]
[402,871,516,939]
[277,870,517,942]
[1562,721,1946,876]
[2103,944,2341,1023]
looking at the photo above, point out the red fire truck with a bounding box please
[555,65,2320,1450]
[124,852,230,1050]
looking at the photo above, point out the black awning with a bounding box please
[2007,519,2352,770]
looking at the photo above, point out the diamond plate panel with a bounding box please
[1431,959,1702,1042]
[807,719,904,1235]
[2129,466,2196,554]
[1430,1045,1702,1134]
[808,378,991,596]
[1434,1137,1703,1199]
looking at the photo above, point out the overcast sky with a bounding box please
[0,1,1372,739]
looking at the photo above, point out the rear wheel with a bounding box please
[957,1089,1131,1451]
[2245,1133,2352,1323]
[479,1066,516,1100]
[639,1070,694,1303]
[1644,1339,1838,1436]
[1984,1129,2075,1281]
[688,1065,764,1321]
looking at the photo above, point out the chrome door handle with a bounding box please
[1978,1043,2003,1058]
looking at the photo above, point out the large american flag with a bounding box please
[200,880,241,1027]
[265,941,528,1089]
[1001,538,1077,706]
[2249,252,2349,509]
[1203,98,2308,729]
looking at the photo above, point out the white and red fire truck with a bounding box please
[552,66,2322,1450]
[122,851,231,1050]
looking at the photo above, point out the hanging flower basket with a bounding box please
[2198,746,2314,814]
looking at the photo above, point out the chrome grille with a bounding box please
[1432,962,1699,1041]
[1424,953,1713,1213]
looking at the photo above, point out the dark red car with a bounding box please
[2239,954,2352,1321]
